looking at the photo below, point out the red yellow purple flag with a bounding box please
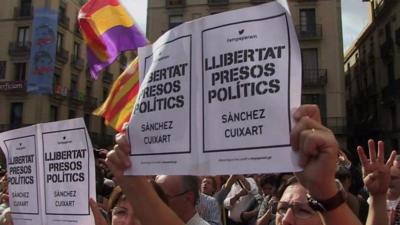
[78,0,148,79]
[93,57,140,132]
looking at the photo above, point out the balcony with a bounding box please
[302,69,327,88]
[56,48,69,64]
[58,14,70,29]
[8,42,31,57]
[69,90,85,104]
[102,71,113,84]
[166,0,185,8]
[380,39,394,61]
[85,96,98,110]
[13,6,33,19]
[325,117,347,135]
[71,56,85,71]
[208,0,229,6]
[295,24,322,40]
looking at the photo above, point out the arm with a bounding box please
[357,140,396,225]
[256,208,272,225]
[105,133,185,225]
[291,104,362,225]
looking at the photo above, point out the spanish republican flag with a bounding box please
[93,57,140,132]
[78,0,148,79]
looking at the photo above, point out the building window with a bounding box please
[70,79,77,92]
[17,26,30,46]
[169,15,183,29]
[20,0,32,16]
[86,85,92,97]
[57,32,63,50]
[299,9,316,36]
[68,110,76,119]
[301,48,318,85]
[14,63,26,81]
[50,105,58,121]
[73,42,80,60]
[10,103,23,128]
[302,94,326,122]
[103,88,109,101]
[0,61,6,80]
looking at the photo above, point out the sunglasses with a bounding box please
[277,201,316,219]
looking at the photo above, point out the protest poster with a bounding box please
[0,118,95,225]
[128,1,302,175]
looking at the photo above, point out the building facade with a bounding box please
[147,0,346,144]
[344,0,400,153]
[0,0,130,148]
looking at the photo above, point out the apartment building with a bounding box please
[344,0,400,152]
[0,0,130,148]
[147,0,346,144]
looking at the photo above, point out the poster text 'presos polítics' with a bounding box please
[205,46,285,104]
[8,153,34,185]
[134,63,188,114]
[44,149,86,183]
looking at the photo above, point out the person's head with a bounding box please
[155,175,198,223]
[389,164,400,198]
[259,174,278,196]
[201,176,217,196]
[276,177,322,225]
[335,166,352,191]
[109,186,141,225]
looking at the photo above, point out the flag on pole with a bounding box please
[78,0,148,79]
[93,57,140,132]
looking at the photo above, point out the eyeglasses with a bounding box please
[111,206,128,218]
[165,190,189,200]
[277,201,316,219]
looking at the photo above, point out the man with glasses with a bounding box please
[155,175,210,225]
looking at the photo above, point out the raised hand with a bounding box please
[357,139,396,197]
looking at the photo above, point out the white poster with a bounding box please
[0,119,95,225]
[129,2,302,175]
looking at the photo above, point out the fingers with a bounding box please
[386,150,397,167]
[293,104,321,123]
[368,139,377,163]
[115,133,130,155]
[105,134,132,180]
[357,146,368,167]
[89,198,107,225]
[290,116,328,152]
[377,141,385,163]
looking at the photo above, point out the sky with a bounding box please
[121,0,370,52]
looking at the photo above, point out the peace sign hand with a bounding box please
[357,139,397,197]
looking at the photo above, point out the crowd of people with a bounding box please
[0,104,399,225]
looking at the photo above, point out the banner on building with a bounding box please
[0,119,96,225]
[127,2,302,175]
[27,8,58,94]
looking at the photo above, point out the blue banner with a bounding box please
[27,8,58,94]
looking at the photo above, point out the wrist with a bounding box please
[308,180,338,200]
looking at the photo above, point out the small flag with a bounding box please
[93,57,140,132]
[78,0,148,79]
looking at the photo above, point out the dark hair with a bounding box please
[260,174,278,189]
[335,165,352,183]
[276,176,299,199]
[203,176,217,191]
[182,176,199,205]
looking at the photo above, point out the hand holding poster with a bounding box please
[127,1,302,175]
[0,119,95,225]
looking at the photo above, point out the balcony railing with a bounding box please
[380,39,394,61]
[208,0,229,6]
[295,24,322,40]
[102,71,113,83]
[56,48,69,64]
[14,6,33,19]
[58,14,70,29]
[69,90,85,104]
[302,69,327,88]
[166,0,185,8]
[71,56,84,71]
[8,42,31,57]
